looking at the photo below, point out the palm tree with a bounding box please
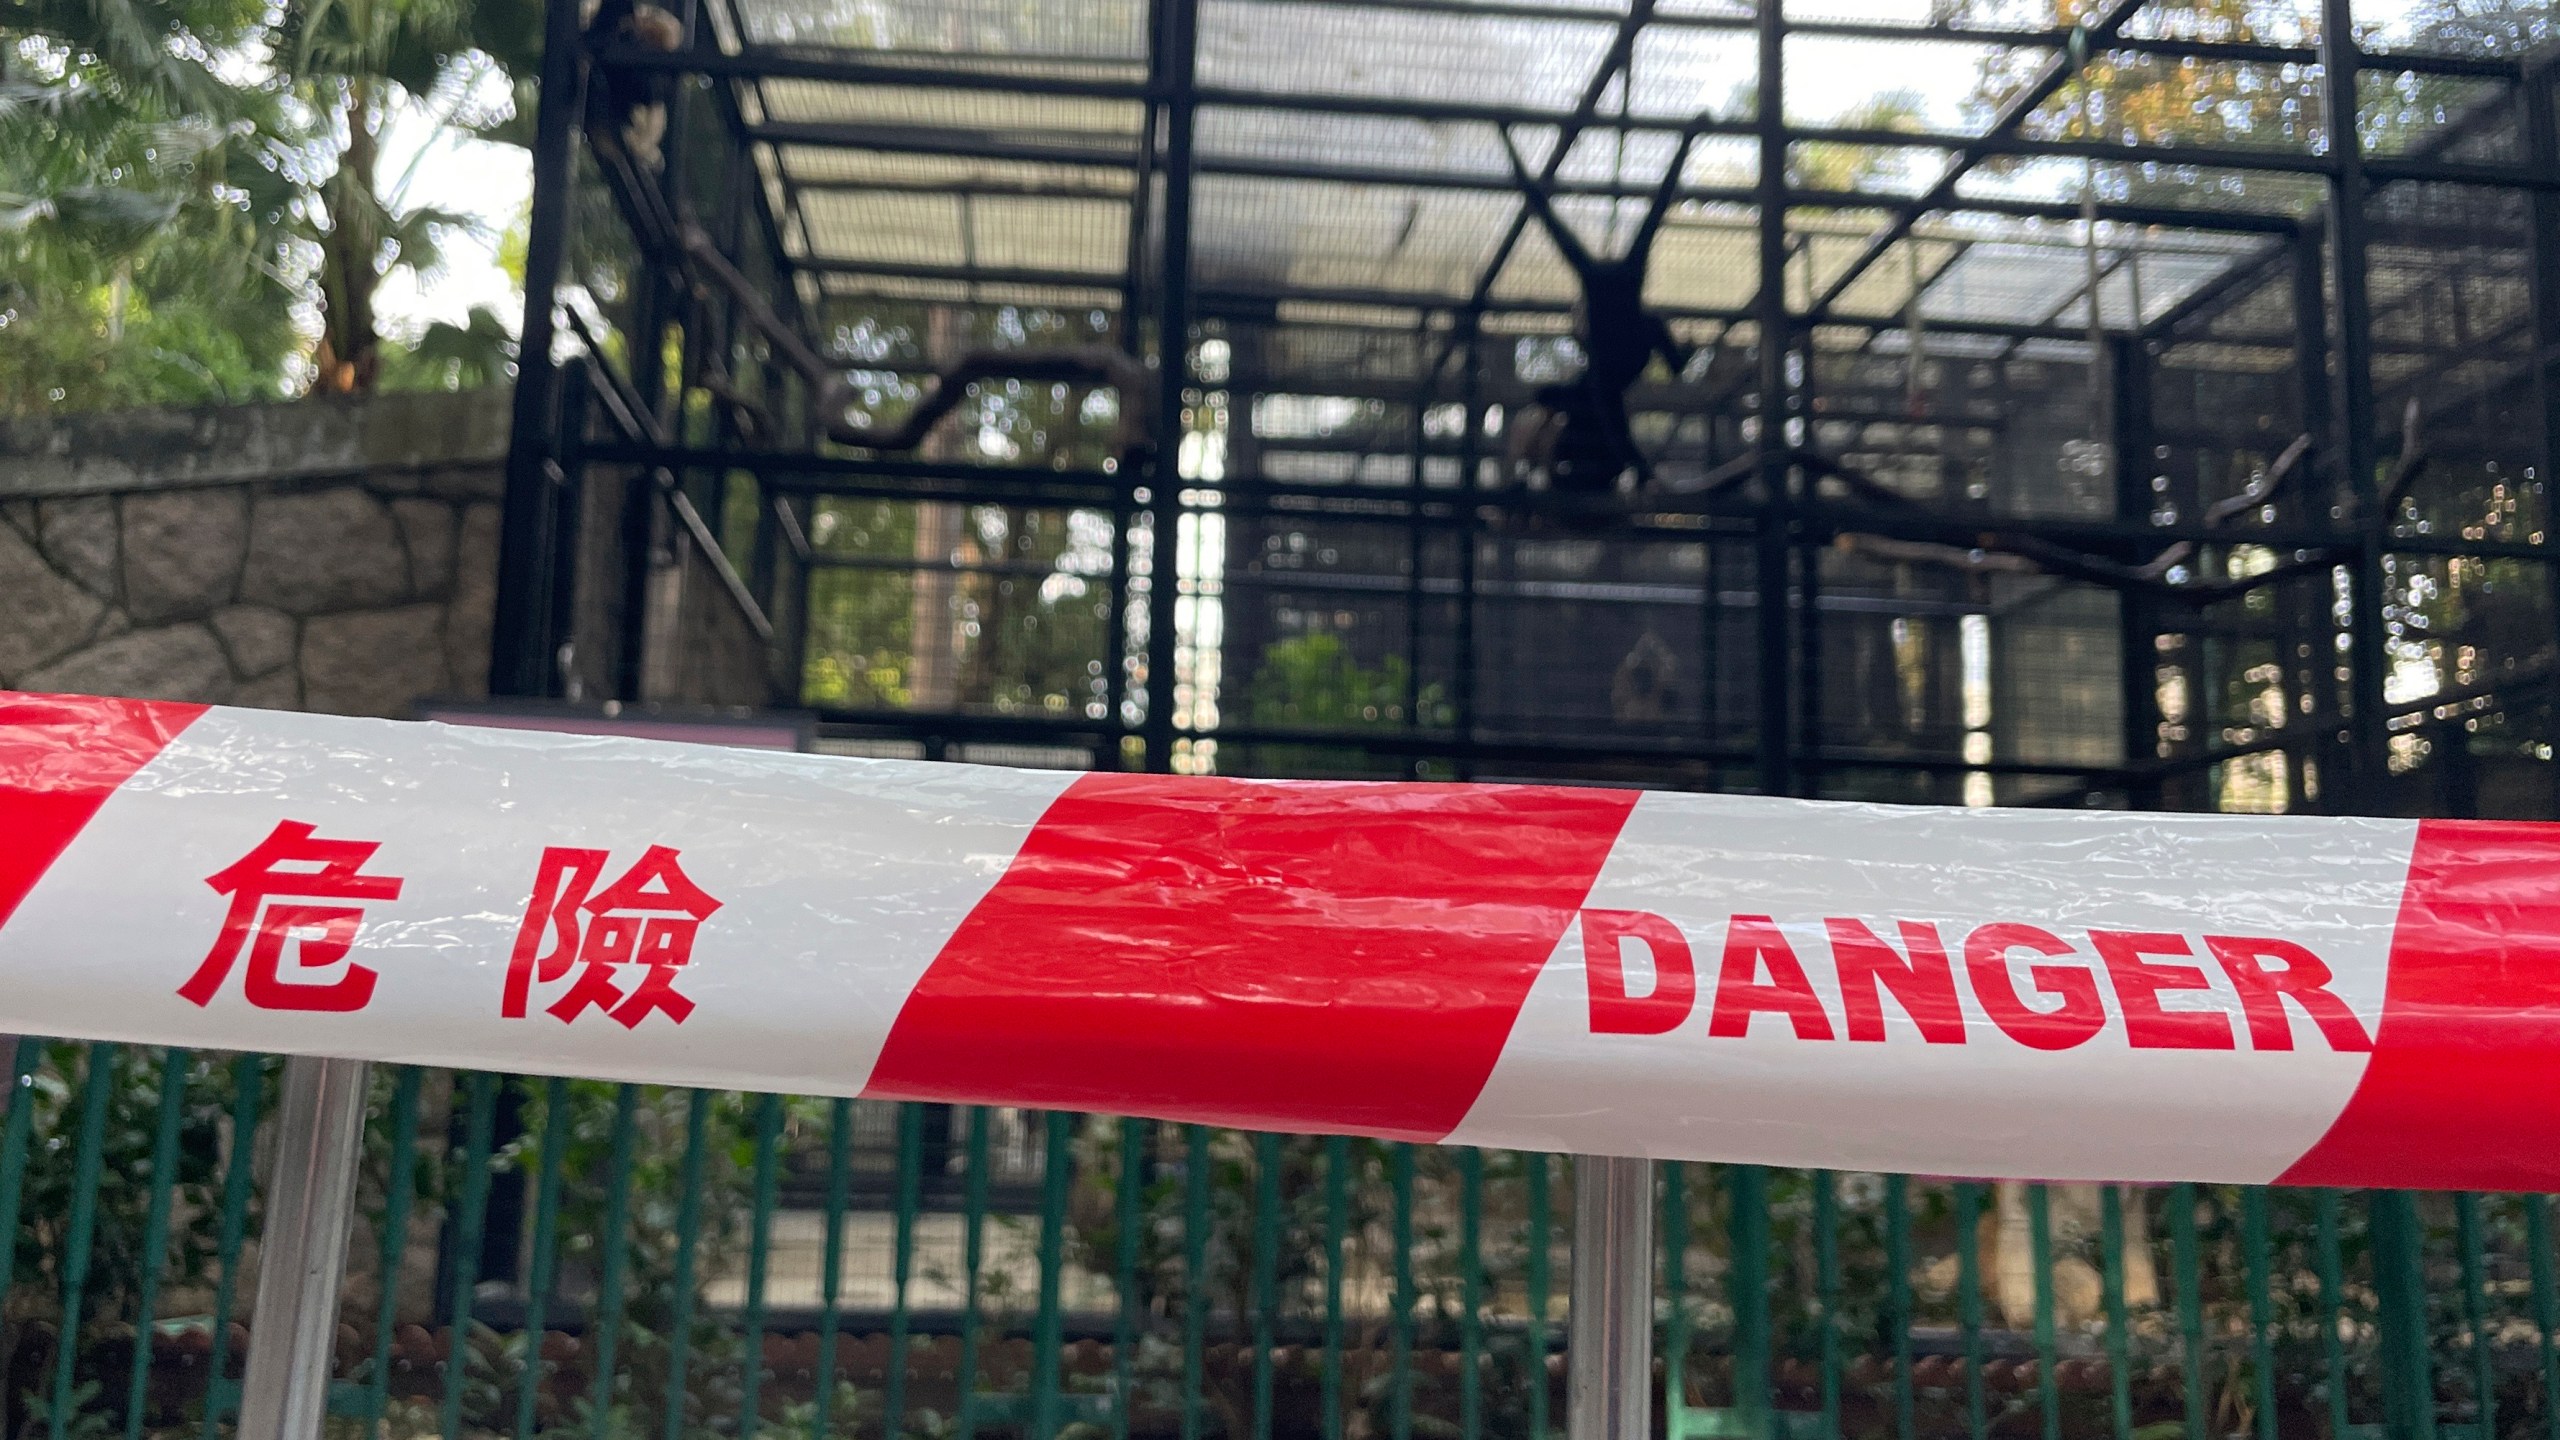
[270,0,534,392]
[0,0,302,409]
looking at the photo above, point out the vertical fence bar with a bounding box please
[740,1093,785,1440]
[2171,1184,2205,1440]
[364,1066,422,1440]
[810,1099,854,1440]
[1181,1126,1211,1440]
[2532,1195,2560,1440]
[51,1044,121,1440]
[956,1107,992,1440]
[203,1054,268,1440]
[1110,1117,1143,1440]
[885,1104,925,1440]
[660,1089,715,1440]
[1527,1153,1553,1440]
[2101,1187,2133,1440]
[1567,1156,1654,1440]
[2242,1189,2276,1440]
[514,1077,573,1440]
[1954,1182,1986,1440]
[1813,1172,1840,1439]
[441,1072,501,1440]
[1391,1145,1417,1440]
[1884,1173,1914,1440]
[125,1049,192,1440]
[1251,1132,1281,1440]
[588,1086,641,1440]
[1460,1149,1485,1440]
[1323,1136,1350,1440]
[1660,1164,1689,1438]
[2029,1184,2060,1440]
[2369,1190,2437,1440]
[1732,1166,1772,1431]
[1035,1112,1074,1440]
[885,1096,926,1434]
[0,1036,44,1349]
[239,1055,374,1440]
[2315,1190,2351,1440]
[2456,1193,2495,1439]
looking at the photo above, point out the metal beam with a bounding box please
[1803,0,2150,323]
[2323,0,2390,823]
[1755,0,1794,799]
[785,159,2306,235]
[491,0,590,700]
[1794,123,2558,188]
[1144,0,1199,772]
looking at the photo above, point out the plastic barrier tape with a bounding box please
[4,690,2555,1191]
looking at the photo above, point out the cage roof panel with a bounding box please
[757,79,1146,142]
[737,0,1149,59]
[1198,1,1624,111]
[1195,176,1525,301]
[711,0,2548,346]
[778,146,1137,196]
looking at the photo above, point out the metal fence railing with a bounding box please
[0,1038,2541,1439]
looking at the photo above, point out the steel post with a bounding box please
[1142,0,1199,773]
[1567,1155,1655,1440]
[236,1056,372,1440]
[490,0,590,700]
[1753,0,1793,799]
[2321,0,2388,812]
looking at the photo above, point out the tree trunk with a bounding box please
[312,81,381,394]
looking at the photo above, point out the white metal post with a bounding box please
[236,1055,372,1439]
[1567,1154,1655,1440]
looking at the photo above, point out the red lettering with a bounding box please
[2205,936,2374,1052]
[1708,916,1835,1040]
[2089,930,2234,1049]
[1963,923,2105,1051]
[503,848,609,1019]
[1582,909,1695,1035]
[1827,918,1966,1043]
[501,844,720,1028]
[182,820,404,1013]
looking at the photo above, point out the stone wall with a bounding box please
[0,389,511,715]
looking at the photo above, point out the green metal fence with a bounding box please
[0,1037,2543,1439]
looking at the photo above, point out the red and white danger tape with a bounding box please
[2,690,2552,1191]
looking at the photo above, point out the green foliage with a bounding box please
[1246,633,1430,730]
[797,302,1131,719]
[376,302,514,392]
[0,0,539,410]
[1233,633,1447,777]
[0,0,300,410]
[4,1046,236,1320]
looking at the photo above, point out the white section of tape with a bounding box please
[1447,791,2416,1182]
[0,708,1077,1094]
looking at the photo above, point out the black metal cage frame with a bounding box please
[489,0,2560,820]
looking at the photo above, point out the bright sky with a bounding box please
[370,70,533,343]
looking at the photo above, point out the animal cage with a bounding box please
[9,0,2560,1433]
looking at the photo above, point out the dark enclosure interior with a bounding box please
[495,0,2560,816]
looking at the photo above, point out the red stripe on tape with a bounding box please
[865,773,1640,1139]
[2280,819,2560,1191]
[0,691,206,930]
